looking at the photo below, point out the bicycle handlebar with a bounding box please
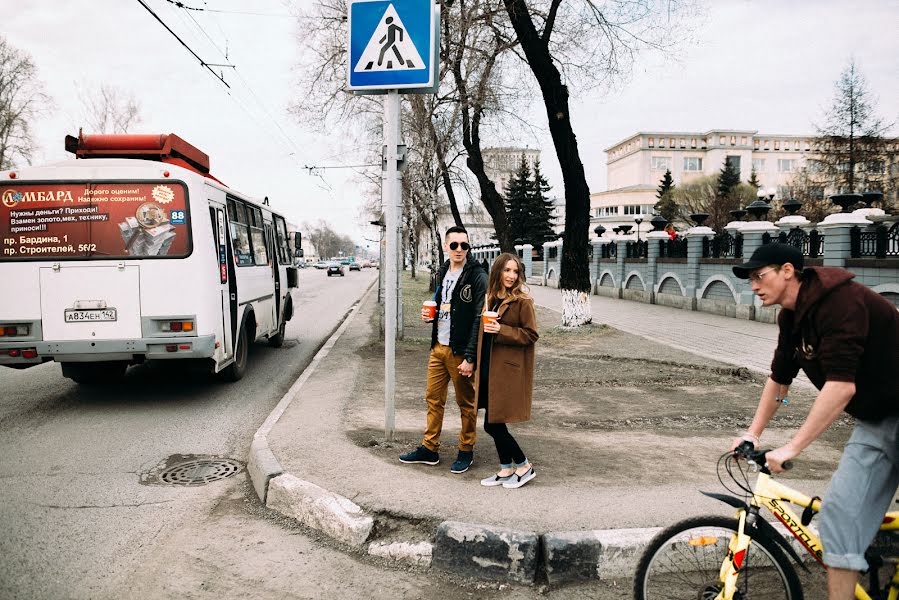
[734,441,794,472]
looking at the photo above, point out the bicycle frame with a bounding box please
[718,471,899,600]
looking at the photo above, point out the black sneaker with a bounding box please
[450,450,473,474]
[399,445,439,465]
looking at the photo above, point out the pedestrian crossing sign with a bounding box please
[348,0,437,91]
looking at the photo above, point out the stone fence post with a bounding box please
[816,212,872,268]
[644,232,666,303]
[520,244,533,278]
[685,226,714,308]
[589,239,603,290]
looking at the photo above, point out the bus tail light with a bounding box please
[22,349,38,359]
[160,320,194,333]
[0,325,29,337]
[166,345,178,352]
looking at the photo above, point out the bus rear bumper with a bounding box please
[0,334,217,366]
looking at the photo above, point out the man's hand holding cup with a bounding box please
[483,310,500,334]
[422,300,437,322]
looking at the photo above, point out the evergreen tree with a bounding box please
[654,169,678,222]
[504,154,532,244]
[748,167,761,190]
[527,159,557,247]
[718,159,741,200]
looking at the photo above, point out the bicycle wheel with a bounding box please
[634,515,803,600]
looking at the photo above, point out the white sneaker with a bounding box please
[502,466,536,489]
[480,473,512,487]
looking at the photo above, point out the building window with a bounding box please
[648,137,655,148]
[809,186,825,200]
[669,138,675,147]
[774,140,780,151]
[683,157,703,171]
[726,155,741,177]
[777,159,795,173]
[680,138,686,148]
[719,136,726,145]
[741,136,747,146]
[807,159,824,173]
[867,160,885,175]
[691,138,697,148]
[623,205,643,215]
[752,158,765,172]
[777,186,791,199]
[730,136,736,145]
[651,156,671,170]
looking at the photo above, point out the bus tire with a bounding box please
[61,361,128,384]
[220,322,248,382]
[268,321,286,348]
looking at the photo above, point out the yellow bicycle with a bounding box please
[633,442,899,600]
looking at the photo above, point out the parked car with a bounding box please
[361,260,372,268]
[313,261,328,269]
[327,262,345,277]
[349,262,361,271]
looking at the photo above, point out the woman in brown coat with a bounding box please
[474,252,539,489]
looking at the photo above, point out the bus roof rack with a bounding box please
[64,131,221,181]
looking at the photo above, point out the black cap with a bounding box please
[732,243,803,279]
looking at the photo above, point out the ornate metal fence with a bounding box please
[659,237,688,259]
[762,227,824,258]
[702,232,743,258]
[626,240,648,259]
[600,242,617,259]
[851,223,898,258]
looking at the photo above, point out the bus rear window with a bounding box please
[0,181,191,260]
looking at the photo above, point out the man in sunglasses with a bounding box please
[730,243,899,600]
[400,226,487,474]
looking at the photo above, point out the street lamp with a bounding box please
[757,187,775,203]
[634,216,643,243]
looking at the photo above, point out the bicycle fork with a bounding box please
[715,509,756,600]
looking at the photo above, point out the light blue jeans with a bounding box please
[820,415,899,571]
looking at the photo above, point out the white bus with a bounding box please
[0,132,299,383]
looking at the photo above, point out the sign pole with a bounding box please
[383,89,401,440]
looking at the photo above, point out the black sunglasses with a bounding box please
[448,241,470,251]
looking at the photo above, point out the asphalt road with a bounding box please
[0,268,378,598]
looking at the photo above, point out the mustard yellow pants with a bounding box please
[422,343,477,452]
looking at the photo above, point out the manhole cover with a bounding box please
[141,455,243,487]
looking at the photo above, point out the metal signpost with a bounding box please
[348,0,438,439]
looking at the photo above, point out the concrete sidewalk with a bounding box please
[247,278,851,586]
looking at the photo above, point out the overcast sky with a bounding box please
[5,0,898,243]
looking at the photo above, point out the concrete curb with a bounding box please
[248,282,759,588]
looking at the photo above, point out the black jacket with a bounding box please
[431,258,487,365]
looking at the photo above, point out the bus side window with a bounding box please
[227,198,254,267]
[274,216,290,265]
[249,206,268,266]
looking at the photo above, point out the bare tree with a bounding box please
[81,84,143,134]
[500,0,700,326]
[0,36,50,170]
[673,175,755,232]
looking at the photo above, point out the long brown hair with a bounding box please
[487,252,529,306]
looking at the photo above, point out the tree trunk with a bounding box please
[502,0,592,326]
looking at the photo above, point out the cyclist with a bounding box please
[730,243,899,600]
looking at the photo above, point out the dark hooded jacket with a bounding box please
[430,258,487,365]
[770,267,899,421]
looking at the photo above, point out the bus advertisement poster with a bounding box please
[0,182,191,260]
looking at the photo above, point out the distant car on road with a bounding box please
[361,260,372,268]
[327,263,345,277]
[349,262,361,271]
[313,261,328,269]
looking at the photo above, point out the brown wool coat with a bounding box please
[473,295,539,424]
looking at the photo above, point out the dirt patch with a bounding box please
[346,288,850,490]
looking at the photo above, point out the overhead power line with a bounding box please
[135,0,231,88]
[161,0,296,18]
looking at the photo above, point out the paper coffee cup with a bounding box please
[482,310,498,330]
[423,300,437,320]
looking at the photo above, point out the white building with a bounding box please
[483,147,540,194]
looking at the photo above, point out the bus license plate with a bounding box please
[65,308,117,322]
